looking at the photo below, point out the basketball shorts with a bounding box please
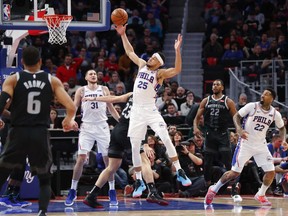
[78,122,110,156]
[128,105,167,140]
[232,141,274,173]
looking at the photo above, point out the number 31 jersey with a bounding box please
[239,102,284,144]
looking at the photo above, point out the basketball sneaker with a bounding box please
[254,193,272,206]
[109,189,118,206]
[283,193,288,198]
[83,195,104,208]
[65,189,77,206]
[37,210,47,216]
[13,194,32,207]
[176,169,192,186]
[146,192,169,206]
[204,186,216,205]
[0,195,22,208]
[132,179,146,198]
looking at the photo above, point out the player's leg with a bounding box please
[66,129,94,206]
[254,151,275,206]
[149,117,191,187]
[204,144,251,205]
[140,152,169,205]
[84,157,122,208]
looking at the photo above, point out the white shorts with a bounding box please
[78,122,110,156]
[232,140,274,173]
[128,105,167,140]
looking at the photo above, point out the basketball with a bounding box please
[111,8,128,26]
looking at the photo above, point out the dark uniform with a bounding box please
[203,95,232,183]
[108,95,133,158]
[0,71,53,176]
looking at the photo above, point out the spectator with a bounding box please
[174,87,187,110]
[56,54,83,83]
[85,31,100,52]
[180,91,195,117]
[107,71,126,93]
[155,91,178,114]
[118,52,132,83]
[163,103,185,126]
[104,53,119,73]
[42,58,57,76]
[202,33,223,67]
[236,93,248,110]
[67,77,81,97]
[221,41,244,67]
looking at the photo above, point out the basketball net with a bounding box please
[43,15,73,45]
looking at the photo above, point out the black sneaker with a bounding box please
[146,192,169,206]
[83,195,104,208]
[37,210,47,216]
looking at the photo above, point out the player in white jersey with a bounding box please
[65,70,120,206]
[114,24,191,197]
[204,88,286,206]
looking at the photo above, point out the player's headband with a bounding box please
[152,53,164,66]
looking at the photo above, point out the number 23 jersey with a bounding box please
[239,102,284,144]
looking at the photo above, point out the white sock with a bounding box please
[135,171,142,180]
[212,180,224,193]
[172,160,181,171]
[71,180,78,190]
[109,180,115,190]
[257,184,269,196]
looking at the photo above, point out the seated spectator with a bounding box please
[42,58,57,76]
[49,108,62,129]
[174,87,187,110]
[115,83,126,96]
[96,71,109,87]
[202,33,223,67]
[118,52,132,83]
[107,71,126,93]
[221,41,244,67]
[104,53,119,73]
[67,77,81,97]
[155,92,178,114]
[162,103,185,126]
[260,48,285,78]
[176,139,206,198]
[85,31,100,52]
[180,91,195,116]
[236,93,248,110]
[95,58,109,82]
[258,33,270,53]
[265,21,283,42]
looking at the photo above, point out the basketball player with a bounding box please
[114,24,191,197]
[204,88,286,206]
[65,69,120,206]
[81,93,169,208]
[0,46,78,216]
[193,79,238,198]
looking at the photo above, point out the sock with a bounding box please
[89,185,101,197]
[212,180,225,193]
[172,160,181,171]
[147,183,157,193]
[135,171,142,180]
[109,180,115,190]
[257,184,269,196]
[71,180,78,190]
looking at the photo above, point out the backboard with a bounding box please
[0,0,111,31]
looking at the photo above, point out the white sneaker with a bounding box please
[232,194,243,203]
[283,193,288,198]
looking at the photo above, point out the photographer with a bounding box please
[176,138,207,197]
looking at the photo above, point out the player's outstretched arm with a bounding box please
[158,34,182,80]
[82,92,132,103]
[114,24,146,68]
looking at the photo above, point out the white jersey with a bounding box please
[81,85,108,123]
[133,65,161,106]
[238,102,284,145]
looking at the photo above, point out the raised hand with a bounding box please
[174,34,183,51]
[113,24,127,36]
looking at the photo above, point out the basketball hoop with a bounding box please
[43,15,73,45]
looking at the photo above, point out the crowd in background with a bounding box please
[2,0,288,199]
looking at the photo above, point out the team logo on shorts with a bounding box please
[159,122,166,128]
[266,155,273,162]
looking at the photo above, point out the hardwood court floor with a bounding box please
[0,195,287,215]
